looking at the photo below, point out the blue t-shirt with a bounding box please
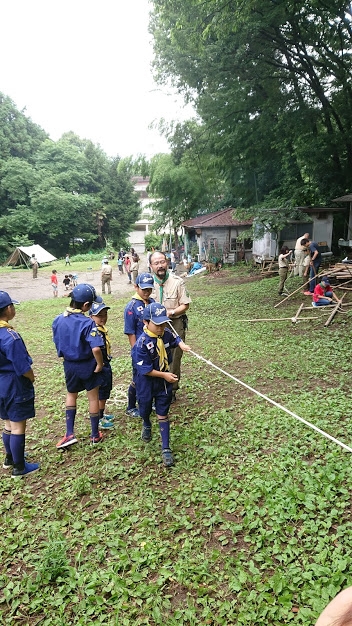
[309,242,321,262]
[52,310,104,361]
[124,297,155,340]
[0,326,33,376]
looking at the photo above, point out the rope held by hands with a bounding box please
[188,350,352,453]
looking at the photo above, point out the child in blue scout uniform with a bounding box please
[124,272,155,418]
[52,284,105,449]
[0,291,40,477]
[132,302,191,467]
[89,302,114,430]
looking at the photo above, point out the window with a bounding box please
[280,223,312,240]
[231,237,252,251]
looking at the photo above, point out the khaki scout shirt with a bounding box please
[152,273,191,317]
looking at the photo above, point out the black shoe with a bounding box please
[3,454,13,469]
[141,426,152,443]
[162,448,174,467]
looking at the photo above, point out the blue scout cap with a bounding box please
[321,276,330,285]
[72,283,102,303]
[135,272,154,289]
[0,291,20,308]
[143,302,170,325]
[89,302,110,316]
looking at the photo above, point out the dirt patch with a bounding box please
[1,262,264,303]
[0,256,150,302]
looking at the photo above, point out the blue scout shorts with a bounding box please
[136,374,173,418]
[0,373,35,422]
[63,359,104,393]
[98,364,113,401]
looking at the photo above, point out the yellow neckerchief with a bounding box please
[144,326,169,372]
[0,320,14,329]
[134,294,145,302]
[63,307,85,317]
[96,324,111,359]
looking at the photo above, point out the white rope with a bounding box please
[188,350,352,453]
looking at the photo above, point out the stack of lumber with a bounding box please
[327,263,352,280]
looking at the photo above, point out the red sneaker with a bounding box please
[303,291,312,296]
[56,434,78,449]
[90,432,104,445]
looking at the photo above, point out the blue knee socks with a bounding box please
[159,418,170,450]
[65,406,76,436]
[128,384,137,410]
[90,413,100,438]
[10,433,25,467]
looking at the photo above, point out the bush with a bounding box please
[66,252,105,262]
[145,233,163,251]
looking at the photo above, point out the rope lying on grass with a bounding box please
[188,350,352,453]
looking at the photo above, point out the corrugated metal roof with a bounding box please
[332,194,352,202]
[182,207,253,229]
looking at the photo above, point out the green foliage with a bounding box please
[1,272,351,624]
[150,0,352,209]
[117,154,150,177]
[144,232,163,250]
[0,103,140,257]
[35,528,70,582]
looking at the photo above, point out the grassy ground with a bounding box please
[1,268,352,625]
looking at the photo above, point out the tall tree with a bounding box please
[150,0,352,207]
[0,109,141,257]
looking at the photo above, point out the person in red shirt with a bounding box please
[124,255,132,284]
[312,277,340,306]
[51,270,58,298]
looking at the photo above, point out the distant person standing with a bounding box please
[294,233,309,277]
[277,246,292,296]
[29,254,38,279]
[101,260,113,295]
[124,256,132,284]
[117,257,124,274]
[65,254,71,266]
[51,269,58,298]
[170,251,177,272]
[301,238,322,295]
[147,249,152,272]
[131,254,139,284]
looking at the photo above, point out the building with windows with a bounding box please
[182,208,253,262]
[127,177,155,253]
[252,207,344,259]
[182,205,345,263]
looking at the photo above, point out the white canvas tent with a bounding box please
[4,244,57,267]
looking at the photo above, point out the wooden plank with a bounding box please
[324,294,346,327]
[274,267,342,308]
[293,303,304,321]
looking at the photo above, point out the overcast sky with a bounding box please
[1,0,193,158]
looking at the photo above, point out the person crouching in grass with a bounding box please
[132,302,191,467]
[0,291,40,477]
[52,284,105,449]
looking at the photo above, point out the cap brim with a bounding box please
[11,299,20,305]
[96,306,111,313]
[151,316,170,325]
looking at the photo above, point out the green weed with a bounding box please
[0,270,351,625]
